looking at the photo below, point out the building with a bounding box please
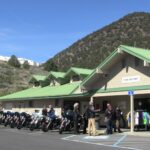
[0,45,150,129]
[0,67,93,116]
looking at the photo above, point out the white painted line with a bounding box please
[28,132,43,136]
[62,136,143,150]
[83,135,109,140]
[113,135,127,147]
[62,135,76,140]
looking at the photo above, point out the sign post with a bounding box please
[128,90,134,133]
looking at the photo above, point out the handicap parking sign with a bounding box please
[128,90,134,96]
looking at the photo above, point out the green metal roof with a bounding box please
[64,67,93,78]
[80,45,150,87]
[0,82,81,101]
[29,75,47,83]
[47,71,66,79]
[120,45,150,63]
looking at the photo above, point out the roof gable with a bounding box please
[80,45,150,88]
[47,71,65,79]
[29,75,46,83]
[120,45,150,63]
[64,67,93,78]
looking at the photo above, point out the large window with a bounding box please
[55,99,59,107]
[121,59,126,68]
[135,57,140,67]
[102,100,109,111]
[72,75,80,81]
[29,101,34,108]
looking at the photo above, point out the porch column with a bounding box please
[90,96,94,103]
[130,94,134,133]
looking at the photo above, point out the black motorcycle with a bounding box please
[42,116,61,132]
[17,112,31,129]
[29,115,43,131]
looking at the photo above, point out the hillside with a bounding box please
[49,12,150,71]
[0,61,47,96]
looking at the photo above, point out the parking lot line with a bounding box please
[62,135,76,140]
[62,135,143,150]
[113,135,127,147]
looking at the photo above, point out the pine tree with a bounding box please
[8,55,21,68]
[23,60,30,69]
[43,59,58,71]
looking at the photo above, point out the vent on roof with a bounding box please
[96,68,103,74]
[143,60,150,67]
[117,48,123,54]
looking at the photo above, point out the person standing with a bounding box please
[73,103,80,134]
[82,106,88,134]
[87,101,100,136]
[115,107,123,133]
[105,103,113,134]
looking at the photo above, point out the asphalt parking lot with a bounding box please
[0,126,150,150]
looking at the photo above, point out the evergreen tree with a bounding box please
[23,60,30,69]
[43,59,58,71]
[8,55,21,68]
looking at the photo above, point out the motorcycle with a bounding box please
[59,117,74,134]
[17,112,31,129]
[29,115,43,131]
[41,116,61,132]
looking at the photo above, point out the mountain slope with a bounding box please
[0,61,47,96]
[50,12,150,71]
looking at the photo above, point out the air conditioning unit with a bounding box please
[143,60,150,67]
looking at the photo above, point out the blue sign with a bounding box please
[128,90,134,96]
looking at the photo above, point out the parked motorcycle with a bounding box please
[29,115,43,131]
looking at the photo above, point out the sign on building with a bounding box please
[122,75,140,83]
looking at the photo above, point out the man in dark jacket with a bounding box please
[105,103,113,134]
[82,106,89,134]
[73,103,80,134]
[115,107,123,133]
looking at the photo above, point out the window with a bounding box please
[34,82,40,87]
[121,59,126,68]
[55,99,59,107]
[29,101,34,108]
[72,75,80,81]
[102,100,108,111]
[135,57,140,67]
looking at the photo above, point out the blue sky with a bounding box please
[0,0,149,63]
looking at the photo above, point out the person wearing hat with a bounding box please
[73,103,81,134]
[87,101,100,136]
